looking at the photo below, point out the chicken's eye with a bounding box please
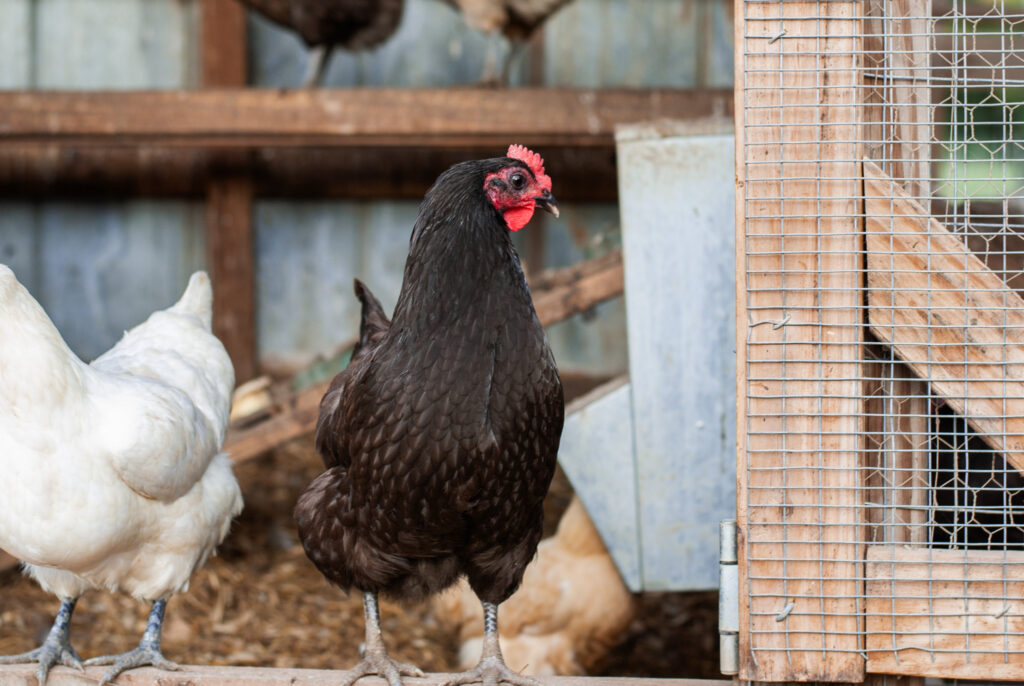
[509,172,527,190]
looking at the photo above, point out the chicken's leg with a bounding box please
[341,592,425,686]
[302,44,334,87]
[442,602,538,686]
[0,598,83,685]
[84,599,180,684]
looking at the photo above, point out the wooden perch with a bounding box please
[865,159,1024,476]
[0,89,731,149]
[0,664,728,686]
[224,251,625,463]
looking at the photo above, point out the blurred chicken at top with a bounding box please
[238,0,405,86]
[443,0,575,82]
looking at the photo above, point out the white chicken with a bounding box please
[0,266,243,684]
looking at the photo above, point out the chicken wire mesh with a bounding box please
[737,0,1024,680]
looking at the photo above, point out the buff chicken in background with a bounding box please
[0,268,243,684]
[443,0,575,81]
[296,145,564,686]
[434,496,636,675]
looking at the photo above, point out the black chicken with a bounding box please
[295,145,564,686]
[238,0,405,86]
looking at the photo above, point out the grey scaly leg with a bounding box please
[0,598,83,685]
[442,602,539,686]
[301,44,334,87]
[340,591,425,686]
[85,599,181,684]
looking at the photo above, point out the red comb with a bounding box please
[507,144,552,191]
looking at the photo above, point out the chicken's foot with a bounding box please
[341,591,425,686]
[85,599,181,684]
[0,598,83,685]
[441,602,539,686]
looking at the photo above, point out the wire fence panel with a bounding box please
[737,0,1024,681]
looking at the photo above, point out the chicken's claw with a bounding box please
[85,646,181,685]
[0,598,84,685]
[340,650,425,686]
[441,658,540,686]
[0,641,85,686]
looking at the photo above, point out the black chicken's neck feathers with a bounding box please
[390,158,534,336]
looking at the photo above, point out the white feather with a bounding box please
[0,266,243,602]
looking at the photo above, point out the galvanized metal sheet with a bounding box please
[254,200,414,369]
[616,129,737,590]
[0,201,204,361]
[0,0,32,88]
[34,0,196,89]
[556,379,641,591]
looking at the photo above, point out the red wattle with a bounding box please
[504,206,535,232]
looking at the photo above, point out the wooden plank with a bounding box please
[865,545,1024,680]
[865,160,1024,477]
[0,145,623,202]
[736,0,864,680]
[201,0,257,384]
[206,176,257,383]
[201,0,248,86]
[617,127,735,592]
[530,250,624,328]
[861,0,932,549]
[863,356,930,546]
[224,251,626,462]
[0,88,734,148]
[0,665,731,686]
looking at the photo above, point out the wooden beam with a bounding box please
[736,0,864,680]
[0,145,622,202]
[0,88,733,148]
[201,0,257,383]
[206,177,257,382]
[201,0,248,86]
[861,0,932,549]
[531,249,624,326]
[863,354,930,546]
[865,545,1024,680]
[223,251,625,462]
[0,666,732,686]
[865,160,1024,477]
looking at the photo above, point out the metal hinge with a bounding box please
[719,519,739,676]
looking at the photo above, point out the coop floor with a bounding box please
[0,441,719,679]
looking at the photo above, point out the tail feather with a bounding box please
[0,264,85,408]
[352,278,390,359]
[170,271,214,330]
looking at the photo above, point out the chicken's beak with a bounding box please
[535,190,560,218]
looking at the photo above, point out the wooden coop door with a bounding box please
[736,0,1024,681]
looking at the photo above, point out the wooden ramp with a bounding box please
[865,159,1024,477]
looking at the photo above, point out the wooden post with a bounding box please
[201,0,257,383]
[735,0,864,680]
[861,0,932,549]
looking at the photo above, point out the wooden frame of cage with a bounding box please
[735,0,1024,682]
